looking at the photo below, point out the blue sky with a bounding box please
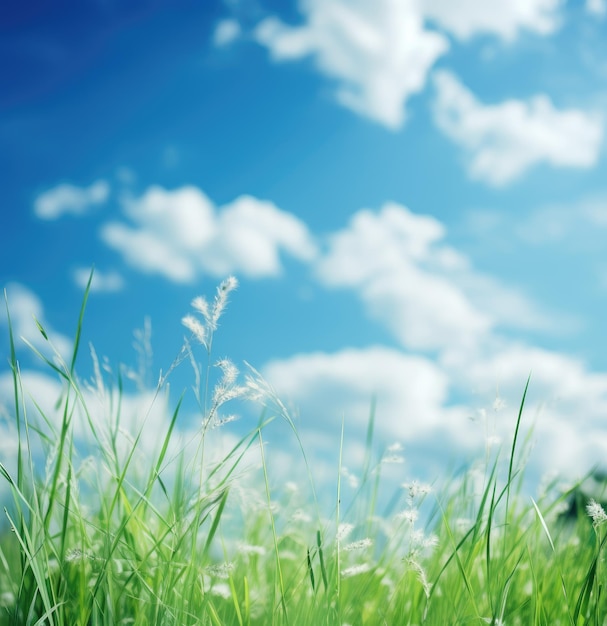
[2,0,607,499]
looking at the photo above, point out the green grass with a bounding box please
[1,275,607,625]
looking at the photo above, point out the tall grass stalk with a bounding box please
[1,277,607,625]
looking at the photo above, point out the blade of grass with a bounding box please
[506,374,531,522]
[70,266,94,376]
[202,488,229,558]
[317,529,328,592]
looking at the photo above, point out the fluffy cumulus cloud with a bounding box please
[34,180,110,220]
[442,341,607,477]
[101,186,317,282]
[260,340,607,481]
[261,306,607,483]
[316,202,492,351]
[432,71,604,185]
[422,0,563,41]
[252,0,568,129]
[263,346,467,439]
[254,0,449,128]
[259,342,607,484]
[0,283,72,362]
[253,200,607,482]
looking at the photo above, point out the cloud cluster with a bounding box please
[423,0,562,41]
[101,186,317,282]
[255,0,449,128]
[249,0,604,185]
[263,345,467,440]
[261,200,607,481]
[253,0,565,131]
[34,180,109,220]
[315,202,556,352]
[28,174,607,481]
[432,71,604,185]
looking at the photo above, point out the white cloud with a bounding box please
[316,203,494,351]
[252,0,567,128]
[586,0,607,17]
[260,329,607,484]
[101,186,317,283]
[264,346,460,438]
[422,0,563,41]
[454,343,607,407]
[254,0,448,128]
[254,199,607,483]
[34,180,110,220]
[442,341,607,478]
[0,283,72,363]
[73,267,125,293]
[456,273,573,334]
[213,18,242,47]
[315,202,561,351]
[432,70,604,185]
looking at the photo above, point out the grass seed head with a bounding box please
[586,498,607,526]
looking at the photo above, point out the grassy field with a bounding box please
[1,275,606,625]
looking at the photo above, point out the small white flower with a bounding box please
[410,529,426,547]
[586,499,607,526]
[396,508,419,525]
[402,480,432,500]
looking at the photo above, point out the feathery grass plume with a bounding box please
[586,498,607,526]
[183,276,238,351]
[181,313,206,345]
[182,278,251,433]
